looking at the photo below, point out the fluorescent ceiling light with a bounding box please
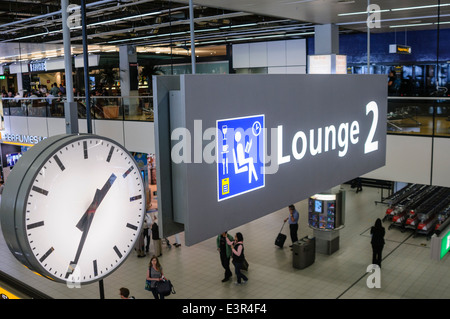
[90,11,161,26]
[389,22,433,28]
[391,4,450,11]
[339,3,450,16]
[338,10,389,16]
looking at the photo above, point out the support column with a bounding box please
[314,24,339,55]
[119,45,139,117]
[61,0,78,134]
[310,24,346,74]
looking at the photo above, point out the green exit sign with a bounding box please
[440,232,450,259]
[0,76,5,80]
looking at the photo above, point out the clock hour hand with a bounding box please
[76,173,117,231]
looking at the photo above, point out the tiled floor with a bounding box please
[1,184,450,299]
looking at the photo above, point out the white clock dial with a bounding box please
[19,135,145,284]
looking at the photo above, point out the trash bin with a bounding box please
[292,236,315,269]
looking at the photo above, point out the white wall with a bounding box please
[233,39,307,74]
[4,116,155,154]
[363,134,450,188]
[432,138,450,187]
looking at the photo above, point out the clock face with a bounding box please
[22,135,145,284]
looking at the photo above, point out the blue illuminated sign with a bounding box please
[217,114,265,201]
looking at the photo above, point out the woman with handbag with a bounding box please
[226,232,248,285]
[146,255,165,299]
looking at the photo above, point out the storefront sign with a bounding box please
[30,61,47,72]
[2,133,47,146]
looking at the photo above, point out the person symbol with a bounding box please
[233,131,258,183]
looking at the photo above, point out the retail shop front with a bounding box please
[0,132,45,181]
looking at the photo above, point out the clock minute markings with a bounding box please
[106,146,115,163]
[93,260,98,277]
[126,223,138,230]
[122,166,134,178]
[32,186,49,196]
[83,141,88,159]
[130,194,142,202]
[113,245,123,258]
[53,154,65,171]
[27,221,45,230]
[39,247,54,263]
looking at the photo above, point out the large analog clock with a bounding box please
[0,134,145,285]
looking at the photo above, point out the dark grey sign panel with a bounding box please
[155,74,386,246]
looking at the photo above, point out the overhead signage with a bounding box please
[217,114,265,201]
[389,44,412,55]
[0,75,5,80]
[155,74,387,246]
[30,61,47,72]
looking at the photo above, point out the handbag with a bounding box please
[145,279,152,291]
[241,258,249,271]
[157,279,176,296]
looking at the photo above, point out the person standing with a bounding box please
[217,231,233,282]
[226,232,248,285]
[152,216,162,257]
[370,218,386,268]
[284,205,299,246]
[143,211,152,253]
[146,256,165,299]
[135,226,146,258]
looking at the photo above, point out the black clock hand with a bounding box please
[76,173,117,231]
[65,174,117,279]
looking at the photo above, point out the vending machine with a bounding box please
[308,192,345,231]
[308,191,345,255]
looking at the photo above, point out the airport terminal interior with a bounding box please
[2,184,450,299]
[1,0,450,300]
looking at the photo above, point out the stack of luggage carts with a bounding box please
[383,183,450,239]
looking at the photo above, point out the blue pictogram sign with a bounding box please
[217,115,265,201]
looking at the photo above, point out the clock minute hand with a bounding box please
[65,174,117,279]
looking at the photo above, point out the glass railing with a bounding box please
[387,97,450,137]
[0,96,154,122]
[2,96,449,137]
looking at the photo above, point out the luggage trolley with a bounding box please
[385,185,427,223]
[417,200,450,239]
[407,188,450,236]
[434,204,450,236]
[389,186,438,232]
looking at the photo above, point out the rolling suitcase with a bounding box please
[275,221,287,248]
